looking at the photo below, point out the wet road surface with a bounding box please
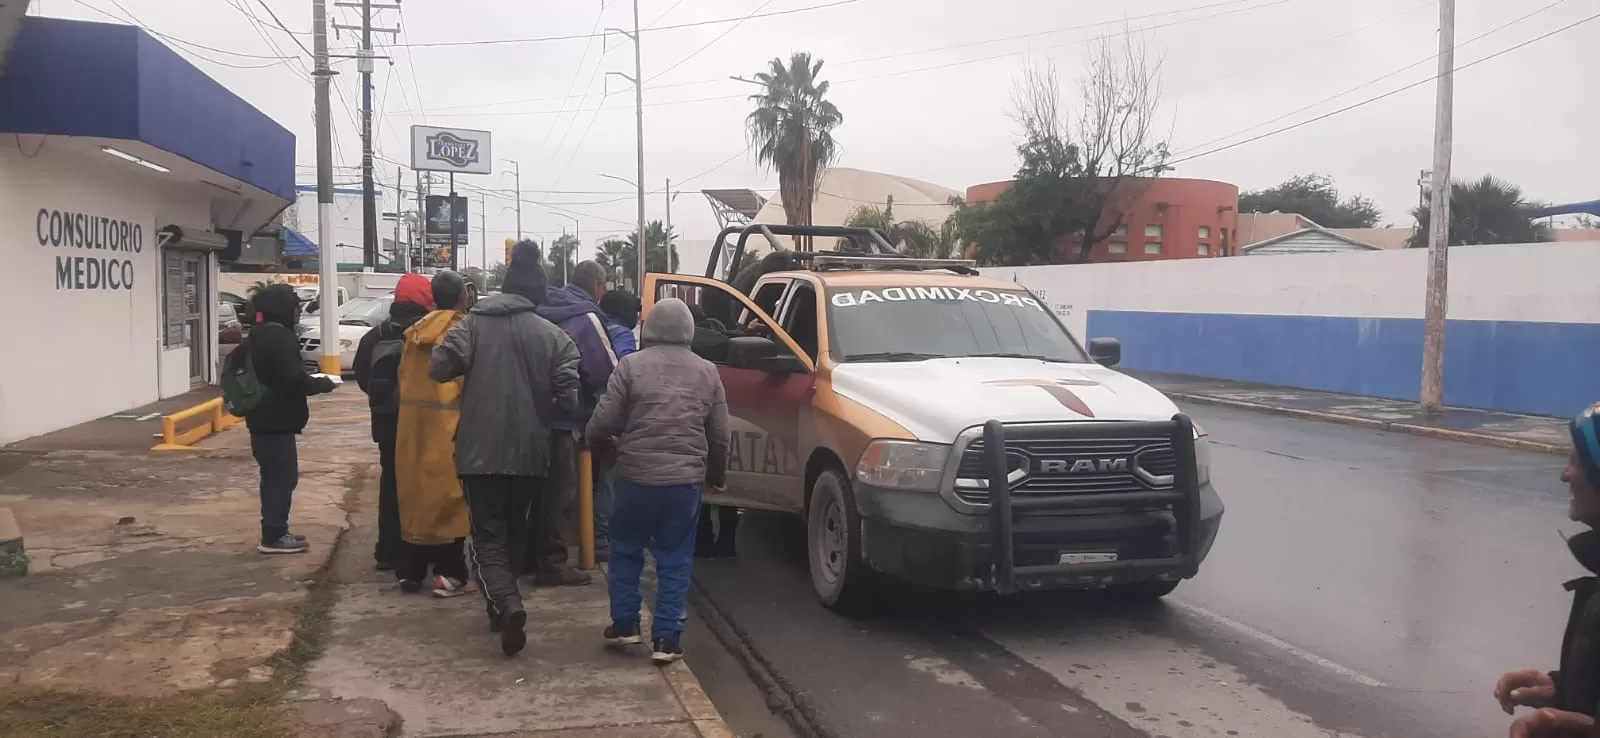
[692,405,1580,737]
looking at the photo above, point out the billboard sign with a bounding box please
[424,195,468,243]
[410,125,493,175]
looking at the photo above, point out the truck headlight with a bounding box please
[855,440,949,492]
[1194,425,1212,486]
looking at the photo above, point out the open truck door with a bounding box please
[643,273,815,514]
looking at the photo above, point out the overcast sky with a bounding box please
[34,0,1600,267]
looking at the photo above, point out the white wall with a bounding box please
[0,137,212,443]
[991,242,1600,342]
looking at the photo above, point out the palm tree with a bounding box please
[618,221,680,291]
[842,196,961,259]
[1408,175,1554,248]
[746,52,843,243]
[596,239,629,285]
[546,233,581,287]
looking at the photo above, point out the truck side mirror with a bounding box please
[727,336,807,373]
[1088,337,1122,367]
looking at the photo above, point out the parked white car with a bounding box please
[299,296,392,374]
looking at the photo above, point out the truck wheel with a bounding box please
[807,469,874,614]
[1106,579,1180,602]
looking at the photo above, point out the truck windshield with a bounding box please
[826,286,1089,363]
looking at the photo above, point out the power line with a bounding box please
[395,0,859,48]
[396,2,429,124]
[526,3,609,190]
[1165,11,1600,168]
[393,0,1298,117]
[644,0,688,28]
[647,0,778,84]
[1172,0,1575,157]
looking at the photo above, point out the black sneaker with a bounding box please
[258,534,309,555]
[398,579,423,594]
[651,637,682,665]
[604,621,642,646]
[500,607,528,657]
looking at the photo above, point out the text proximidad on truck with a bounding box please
[642,224,1224,612]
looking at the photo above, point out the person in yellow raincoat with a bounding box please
[393,271,476,596]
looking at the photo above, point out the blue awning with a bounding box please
[1535,200,1600,218]
[0,17,294,201]
[281,227,318,258]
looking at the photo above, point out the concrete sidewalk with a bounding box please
[1134,371,1570,454]
[1,388,731,737]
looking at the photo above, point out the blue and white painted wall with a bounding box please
[991,242,1600,418]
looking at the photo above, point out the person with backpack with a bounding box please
[353,273,434,577]
[527,260,621,586]
[232,283,337,555]
[393,271,475,597]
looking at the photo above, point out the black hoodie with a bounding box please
[1554,530,1600,717]
[244,284,336,434]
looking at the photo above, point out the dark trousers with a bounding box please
[696,504,739,557]
[375,437,400,564]
[525,432,576,574]
[463,474,540,613]
[395,539,469,583]
[609,480,702,641]
[250,432,299,544]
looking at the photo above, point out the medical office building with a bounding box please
[0,16,294,444]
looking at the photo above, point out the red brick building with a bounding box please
[964,176,1240,262]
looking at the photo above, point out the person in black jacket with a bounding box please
[244,284,338,554]
[353,273,434,576]
[1498,403,1600,738]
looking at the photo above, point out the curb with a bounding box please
[595,563,735,738]
[1168,392,1567,456]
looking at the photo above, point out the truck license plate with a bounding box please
[1059,552,1118,565]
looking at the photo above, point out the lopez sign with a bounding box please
[410,125,492,175]
[36,208,141,291]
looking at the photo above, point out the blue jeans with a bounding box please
[608,479,701,642]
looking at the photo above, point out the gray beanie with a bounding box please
[643,298,695,346]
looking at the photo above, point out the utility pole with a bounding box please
[414,170,425,270]
[479,192,487,277]
[664,177,672,244]
[394,166,406,272]
[334,1,398,269]
[1419,0,1455,414]
[312,0,340,375]
[448,173,459,271]
[607,0,646,293]
[504,159,523,240]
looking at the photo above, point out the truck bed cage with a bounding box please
[705,223,903,280]
[798,252,979,275]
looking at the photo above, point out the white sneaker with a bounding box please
[431,575,477,598]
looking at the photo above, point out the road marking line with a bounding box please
[1170,600,1387,688]
[137,412,162,421]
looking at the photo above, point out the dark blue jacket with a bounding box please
[537,285,621,430]
[605,316,637,359]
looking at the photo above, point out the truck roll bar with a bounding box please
[703,224,898,280]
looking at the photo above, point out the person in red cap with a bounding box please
[354,273,435,581]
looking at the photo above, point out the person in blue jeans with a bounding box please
[586,297,728,664]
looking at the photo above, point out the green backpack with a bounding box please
[221,344,264,416]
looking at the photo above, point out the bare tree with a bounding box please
[1004,29,1170,262]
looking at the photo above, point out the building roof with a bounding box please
[1325,227,1412,250]
[1536,200,1600,218]
[756,167,961,228]
[702,189,767,220]
[1235,212,1319,246]
[1240,225,1383,254]
[0,17,294,201]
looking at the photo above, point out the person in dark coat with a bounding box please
[243,283,337,554]
[1498,404,1600,737]
[353,273,434,575]
[430,241,581,656]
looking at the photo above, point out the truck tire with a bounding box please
[807,468,875,614]
[1106,579,1180,602]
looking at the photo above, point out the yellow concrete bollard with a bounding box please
[577,447,595,571]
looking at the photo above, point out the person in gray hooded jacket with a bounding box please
[430,241,580,657]
[586,297,729,665]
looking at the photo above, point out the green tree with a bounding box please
[1407,175,1553,248]
[954,33,1170,266]
[842,195,960,259]
[546,233,581,287]
[617,221,680,290]
[1240,174,1381,228]
[462,266,488,293]
[487,261,508,291]
[596,239,629,285]
[746,52,842,241]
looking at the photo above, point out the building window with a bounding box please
[1198,243,1210,256]
[1114,224,1128,237]
[1198,226,1211,239]
[1144,241,1162,255]
[1109,241,1128,254]
[1144,224,1163,238]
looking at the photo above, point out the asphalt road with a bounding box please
[691,405,1581,738]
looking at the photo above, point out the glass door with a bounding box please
[181,253,208,385]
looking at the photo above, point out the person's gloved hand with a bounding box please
[1508,708,1593,737]
[1497,669,1558,714]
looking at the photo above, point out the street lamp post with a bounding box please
[605,0,645,295]
[501,159,522,240]
[552,212,578,285]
